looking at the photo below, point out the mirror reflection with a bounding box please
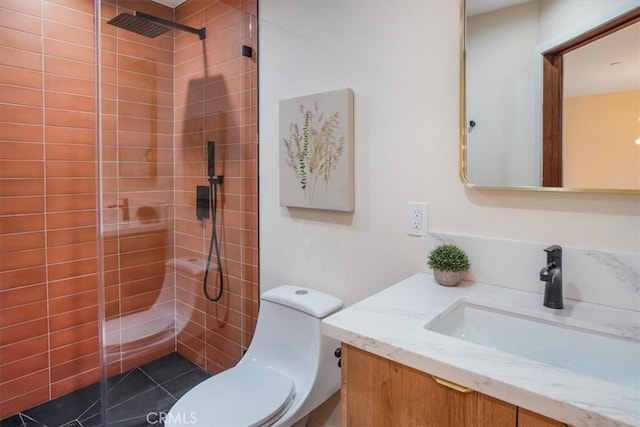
[562,22,639,189]
[463,0,640,192]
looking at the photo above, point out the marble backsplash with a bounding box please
[421,233,640,312]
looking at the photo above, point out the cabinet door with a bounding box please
[341,344,516,427]
[518,408,567,427]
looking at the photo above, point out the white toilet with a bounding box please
[166,285,343,427]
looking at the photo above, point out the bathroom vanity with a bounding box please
[321,274,640,426]
[341,344,562,426]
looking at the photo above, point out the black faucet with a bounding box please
[539,245,563,309]
[107,198,130,222]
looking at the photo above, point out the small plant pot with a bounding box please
[434,270,464,287]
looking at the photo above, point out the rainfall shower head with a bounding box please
[107,11,206,39]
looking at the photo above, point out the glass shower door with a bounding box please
[98,0,258,424]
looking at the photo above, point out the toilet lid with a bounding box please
[166,364,295,427]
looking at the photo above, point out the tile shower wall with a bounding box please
[0,0,99,418]
[173,0,259,374]
[0,0,258,418]
[101,0,177,376]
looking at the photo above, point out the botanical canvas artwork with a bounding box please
[279,88,354,211]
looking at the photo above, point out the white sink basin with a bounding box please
[424,300,640,390]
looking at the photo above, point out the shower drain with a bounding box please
[59,420,83,427]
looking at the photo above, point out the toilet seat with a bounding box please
[166,364,295,427]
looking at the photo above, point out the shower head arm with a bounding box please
[135,11,206,40]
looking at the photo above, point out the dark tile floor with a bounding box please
[1,353,211,427]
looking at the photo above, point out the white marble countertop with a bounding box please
[321,273,640,427]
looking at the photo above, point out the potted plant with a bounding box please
[427,243,470,287]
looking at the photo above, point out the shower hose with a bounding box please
[203,177,224,302]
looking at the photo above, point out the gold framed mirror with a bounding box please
[460,0,640,193]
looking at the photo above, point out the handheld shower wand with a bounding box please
[208,140,216,180]
[203,141,224,302]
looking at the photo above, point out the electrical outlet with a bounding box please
[407,202,427,236]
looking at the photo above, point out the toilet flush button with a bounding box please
[295,289,308,295]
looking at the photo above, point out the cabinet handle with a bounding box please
[432,376,472,393]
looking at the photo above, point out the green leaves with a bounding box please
[282,104,345,200]
[427,244,471,273]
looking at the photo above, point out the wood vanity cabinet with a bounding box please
[517,409,566,427]
[340,344,566,427]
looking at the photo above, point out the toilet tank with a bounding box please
[241,285,343,422]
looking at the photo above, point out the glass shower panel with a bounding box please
[100,0,175,376]
[99,0,258,423]
[173,0,259,375]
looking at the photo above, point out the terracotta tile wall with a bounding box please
[0,0,257,418]
[0,0,100,418]
[173,0,258,374]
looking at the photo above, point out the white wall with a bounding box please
[466,1,539,186]
[258,0,640,308]
[537,0,640,48]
